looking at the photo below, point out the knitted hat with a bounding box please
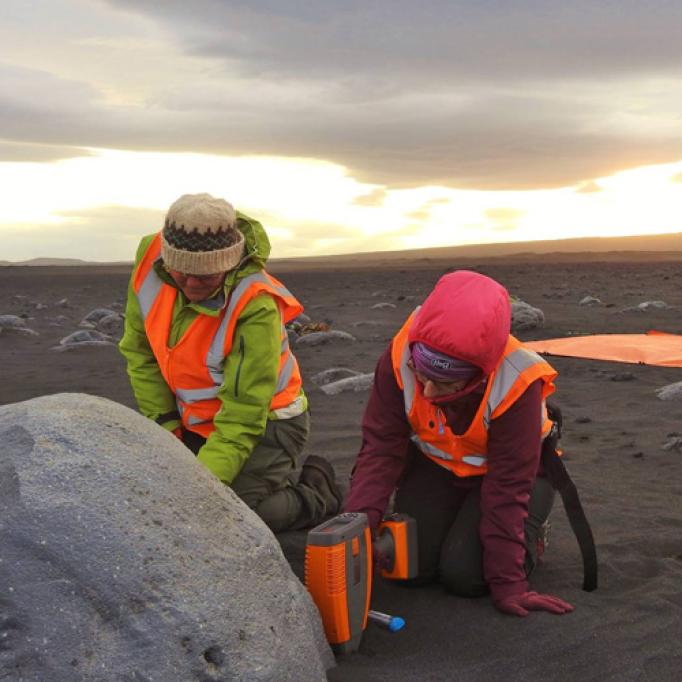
[410,342,480,383]
[161,193,245,275]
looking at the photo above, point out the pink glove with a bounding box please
[495,591,574,617]
[371,536,392,573]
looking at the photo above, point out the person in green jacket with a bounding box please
[119,192,342,532]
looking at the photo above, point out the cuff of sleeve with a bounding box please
[342,506,382,530]
[155,410,181,427]
[160,419,182,432]
[196,450,240,486]
[489,579,529,605]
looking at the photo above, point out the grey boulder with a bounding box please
[291,313,311,326]
[0,394,333,681]
[662,436,682,452]
[656,382,682,401]
[79,308,118,328]
[621,300,672,313]
[295,330,356,347]
[351,320,382,328]
[52,329,115,351]
[511,300,545,331]
[0,315,39,336]
[320,373,374,395]
[96,313,125,338]
[579,296,602,306]
[310,367,362,387]
[637,300,669,311]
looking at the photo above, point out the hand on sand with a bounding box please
[495,591,574,617]
[371,540,391,572]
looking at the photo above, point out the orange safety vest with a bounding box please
[391,312,557,477]
[132,232,304,437]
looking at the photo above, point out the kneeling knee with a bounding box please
[439,564,488,598]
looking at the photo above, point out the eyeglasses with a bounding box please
[164,265,224,283]
[407,357,466,392]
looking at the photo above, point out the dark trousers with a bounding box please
[394,451,554,597]
[182,412,328,532]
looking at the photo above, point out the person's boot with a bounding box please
[298,455,343,519]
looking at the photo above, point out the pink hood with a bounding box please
[408,271,511,377]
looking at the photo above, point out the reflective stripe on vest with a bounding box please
[399,333,552,455]
[392,310,557,477]
[483,346,550,428]
[138,270,299,406]
[276,349,296,393]
[205,271,295,385]
[409,434,488,467]
[138,271,163,319]
[398,340,417,413]
[132,233,304,435]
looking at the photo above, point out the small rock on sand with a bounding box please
[320,373,374,395]
[621,300,671,313]
[0,314,27,329]
[610,372,636,382]
[97,312,125,338]
[579,296,602,306]
[656,382,682,401]
[295,330,356,347]
[292,313,311,326]
[351,320,382,327]
[0,315,39,336]
[511,300,545,331]
[662,437,682,452]
[52,329,114,351]
[79,307,118,328]
[310,367,362,386]
[637,300,669,311]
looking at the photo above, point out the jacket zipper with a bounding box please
[234,335,245,397]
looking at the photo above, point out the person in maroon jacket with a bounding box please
[343,270,574,617]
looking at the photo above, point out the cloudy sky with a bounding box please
[2,0,682,261]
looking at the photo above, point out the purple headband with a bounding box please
[410,342,480,383]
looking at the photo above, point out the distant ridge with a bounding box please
[3,232,682,267]
[271,231,682,270]
[0,257,129,267]
[0,257,90,266]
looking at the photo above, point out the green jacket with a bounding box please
[119,212,307,485]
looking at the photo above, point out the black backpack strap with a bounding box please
[542,403,598,592]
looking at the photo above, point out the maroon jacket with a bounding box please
[344,271,549,603]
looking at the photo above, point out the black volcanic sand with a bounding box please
[2,258,682,681]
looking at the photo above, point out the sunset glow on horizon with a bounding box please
[1,149,681,262]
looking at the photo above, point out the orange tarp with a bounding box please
[525,331,682,368]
